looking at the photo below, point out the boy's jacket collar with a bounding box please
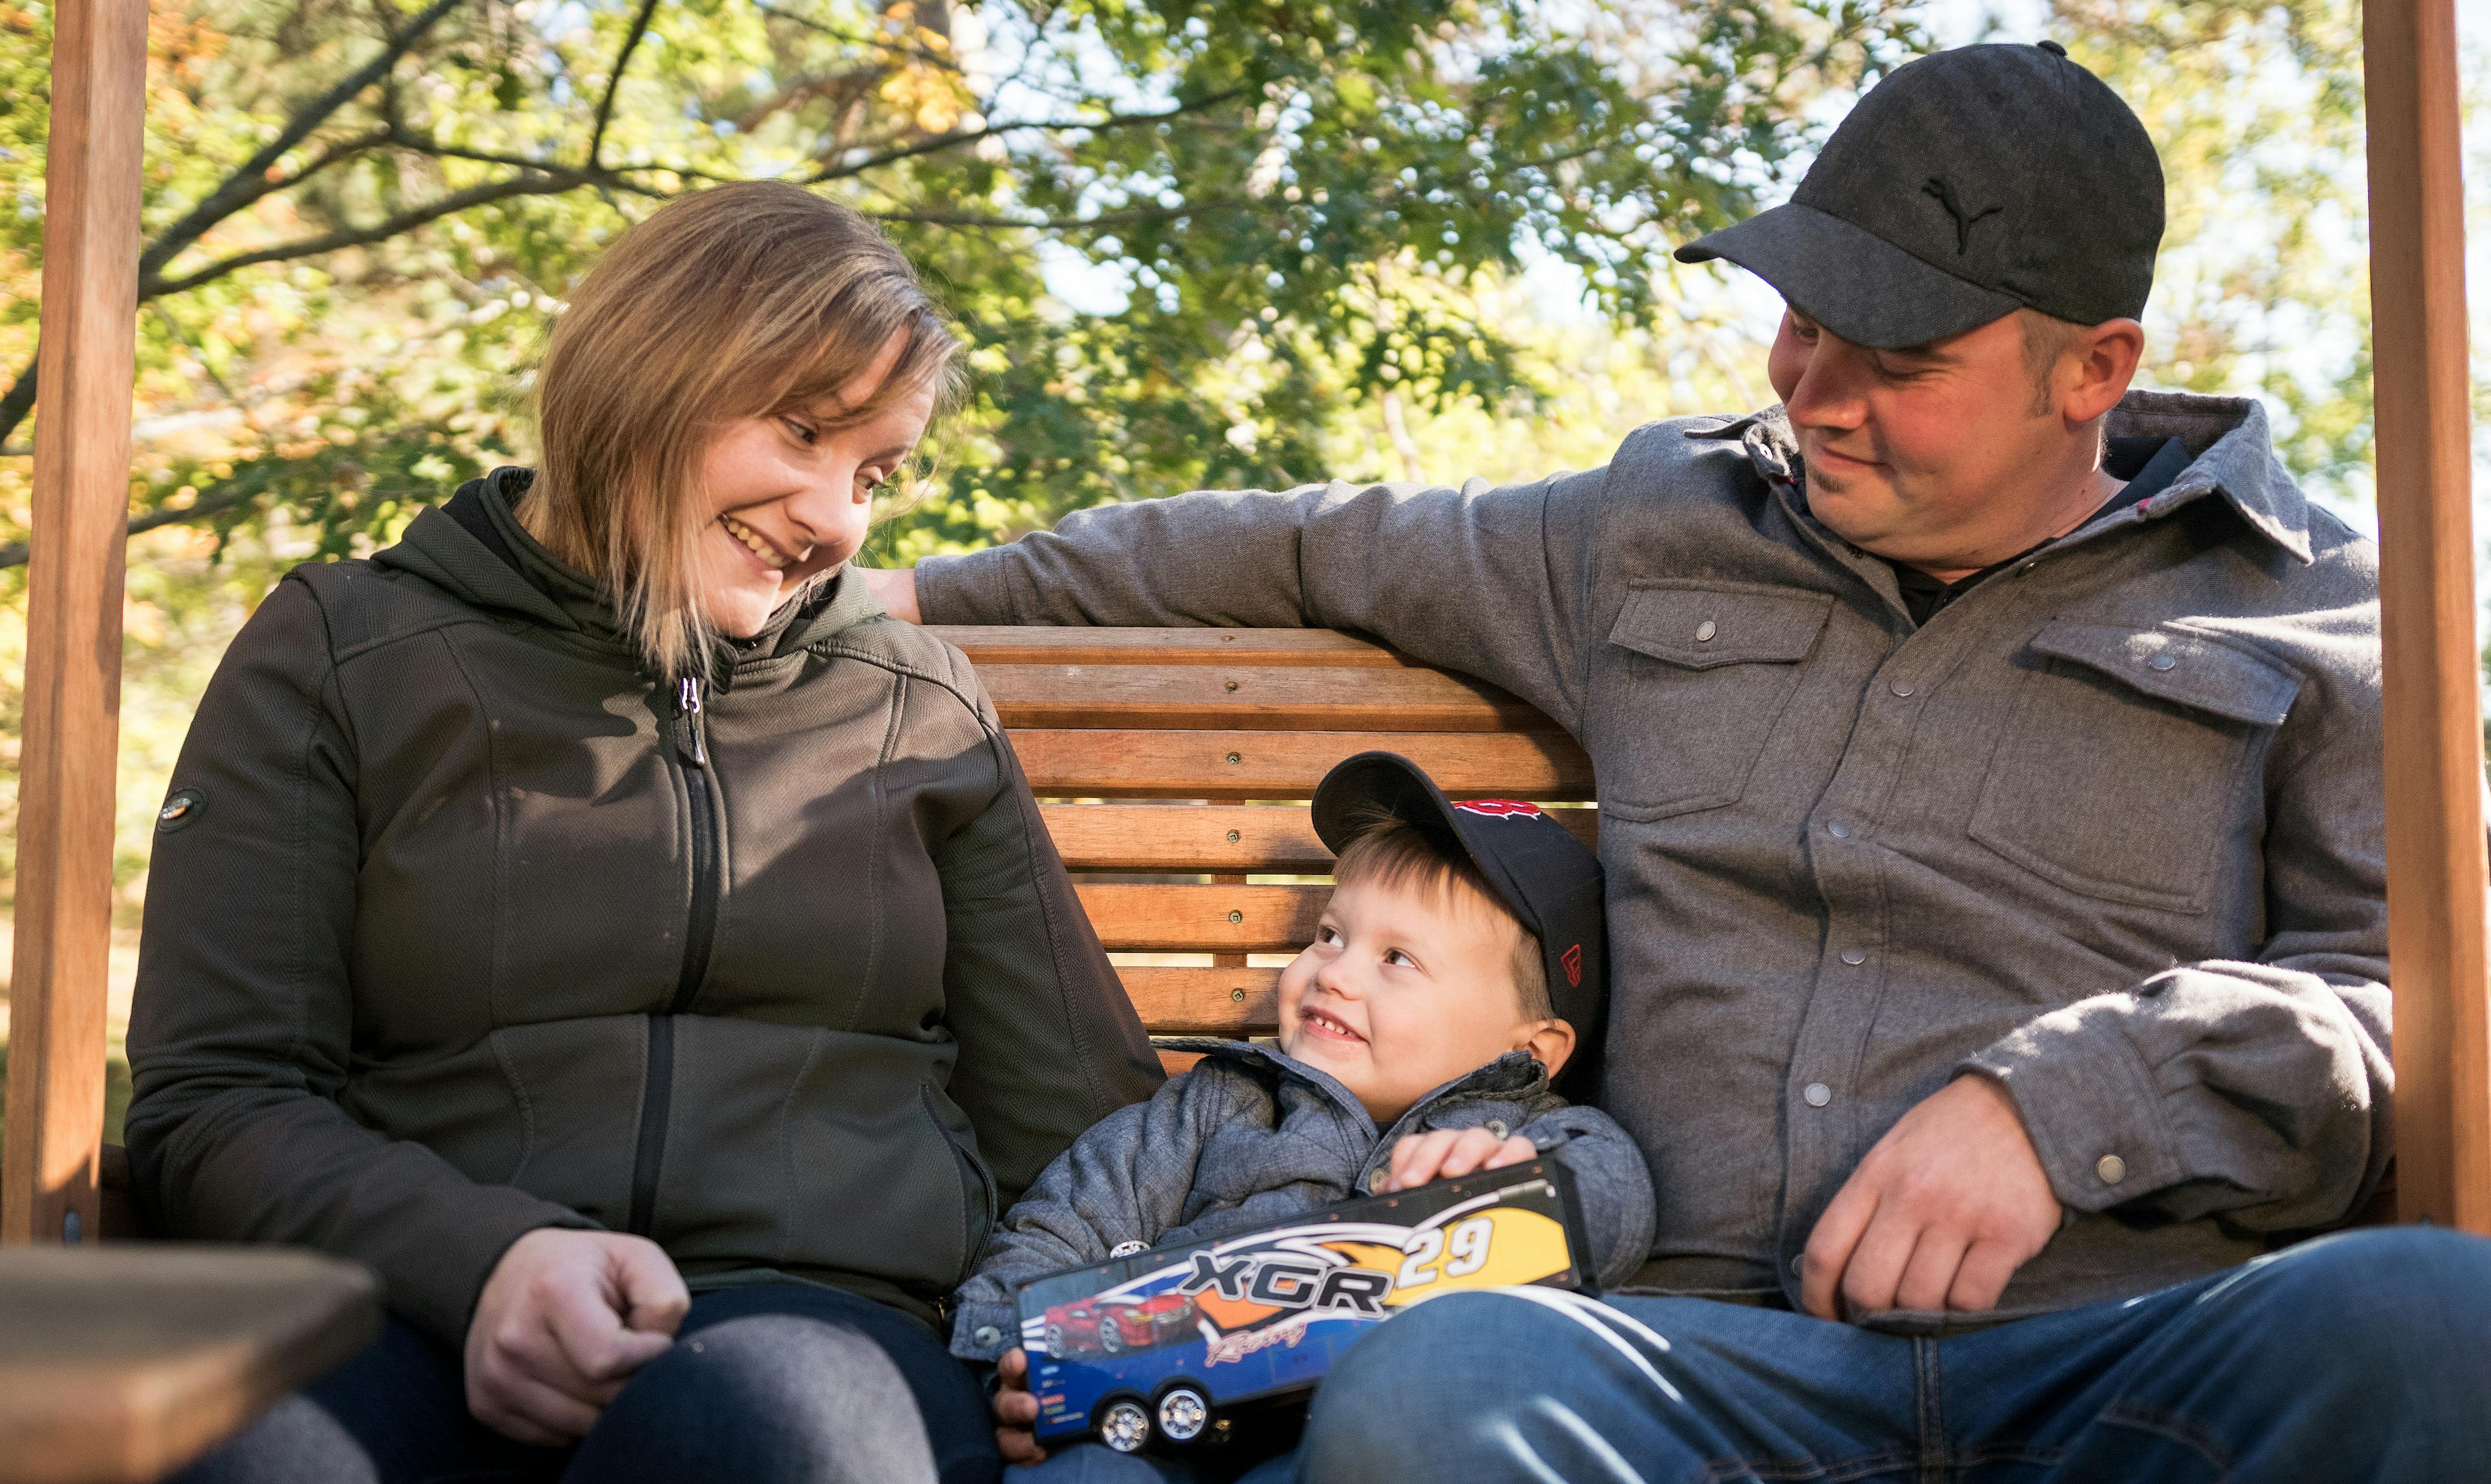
[1153,1038,1554,1129]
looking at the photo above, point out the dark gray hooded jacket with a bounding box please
[950,1040,1656,1359]
[126,469,1163,1346]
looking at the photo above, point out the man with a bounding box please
[867,43,2491,1480]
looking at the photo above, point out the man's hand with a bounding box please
[1375,1126,1539,1193]
[464,1227,690,1445]
[1801,1073,2061,1321]
[992,1347,1046,1466]
[855,566,922,624]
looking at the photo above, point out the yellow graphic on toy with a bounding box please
[1185,1204,1577,1334]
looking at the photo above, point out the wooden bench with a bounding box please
[932,627,1596,1068]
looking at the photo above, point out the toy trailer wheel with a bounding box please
[1096,1397,1152,1454]
[1156,1384,1210,1443]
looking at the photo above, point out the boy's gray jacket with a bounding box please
[917,390,2393,1324]
[125,471,1162,1348]
[950,1042,1656,1359]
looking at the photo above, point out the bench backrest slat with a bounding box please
[941,627,1592,1059]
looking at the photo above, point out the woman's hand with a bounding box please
[1374,1127,1539,1193]
[464,1227,691,1445]
[992,1347,1046,1466]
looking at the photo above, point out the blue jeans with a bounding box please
[1296,1227,2491,1481]
[171,1282,999,1484]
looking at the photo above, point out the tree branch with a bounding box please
[0,483,265,571]
[806,87,1246,182]
[136,0,468,284]
[589,0,666,167]
[869,199,1247,229]
[141,169,633,300]
[0,0,471,451]
[385,125,735,186]
[749,0,959,69]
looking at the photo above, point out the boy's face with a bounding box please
[1276,874,1560,1125]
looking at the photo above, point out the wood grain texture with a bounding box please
[1116,967,1284,1035]
[1040,802,1596,871]
[2366,0,2491,1232]
[935,626,1414,667]
[0,1246,379,1483]
[978,663,1556,732]
[4,0,149,1247]
[1077,885,1326,952]
[1017,730,1594,801]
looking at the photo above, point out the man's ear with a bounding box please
[1515,1018,1577,1081]
[2064,318,2145,427]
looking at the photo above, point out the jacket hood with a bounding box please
[375,466,887,670]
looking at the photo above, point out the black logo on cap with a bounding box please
[1923,176,2001,255]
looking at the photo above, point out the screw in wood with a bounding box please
[1225,680,1239,691]
[1227,830,1241,843]
[1231,988,1247,1001]
[1228,910,1244,924]
[1227,752,1242,763]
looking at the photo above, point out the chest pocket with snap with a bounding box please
[1594,580,1834,820]
[1969,621,2302,915]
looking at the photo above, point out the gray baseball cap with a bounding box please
[1675,42,2165,349]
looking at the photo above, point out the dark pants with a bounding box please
[173,1282,1000,1484]
[1295,1226,2491,1481]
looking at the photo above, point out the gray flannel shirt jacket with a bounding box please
[917,389,2392,1325]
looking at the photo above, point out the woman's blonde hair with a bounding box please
[525,181,960,678]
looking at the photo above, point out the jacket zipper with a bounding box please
[628,675,721,1236]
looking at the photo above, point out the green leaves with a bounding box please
[1,0,1921,569]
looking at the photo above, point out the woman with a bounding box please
[125,182,1161,1483]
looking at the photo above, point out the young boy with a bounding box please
[952,751,1655,1476]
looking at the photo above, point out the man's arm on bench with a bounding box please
[892,472,1609,735]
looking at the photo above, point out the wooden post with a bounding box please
[1,0,149,1245]
[2365,0,2491,1232]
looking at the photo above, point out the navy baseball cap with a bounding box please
[1310,752,1608,1087]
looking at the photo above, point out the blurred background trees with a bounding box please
[0,0,2477,1131]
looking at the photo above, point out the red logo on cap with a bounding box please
[1453,799,1545,819]
[1561,943,1583,987]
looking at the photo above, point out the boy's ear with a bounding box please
[1515,1018,1576,1081]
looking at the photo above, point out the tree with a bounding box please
[0,0,1923,571]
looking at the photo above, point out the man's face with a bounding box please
[1765,307,2076,578]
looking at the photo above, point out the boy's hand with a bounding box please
[993,1347,1046,1466]
[1375,1127,1538,1193]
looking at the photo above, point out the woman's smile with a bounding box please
[717,512,804,574]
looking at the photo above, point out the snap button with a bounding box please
[1827,821,1849,839]
[2097,1154,2128,1184]
[156,787,207,832]
[1485,1120,1510,1139]
[1695,620,1718,642]
[1840,948,1866,966]
[2148,654,2176,672]
[1888,679,1914,697]
[972,1325,1003,1348]
[1803,1083,1833,1108]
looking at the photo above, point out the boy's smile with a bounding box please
[1277,874,1558,1125]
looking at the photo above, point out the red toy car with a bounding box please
[1042,1291,1203,1358]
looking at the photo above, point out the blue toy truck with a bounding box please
[1013,1161,1591,1455]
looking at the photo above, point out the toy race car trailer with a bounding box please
[1014,1160,1591,1456]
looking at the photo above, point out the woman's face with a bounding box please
[697,329,936,638]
